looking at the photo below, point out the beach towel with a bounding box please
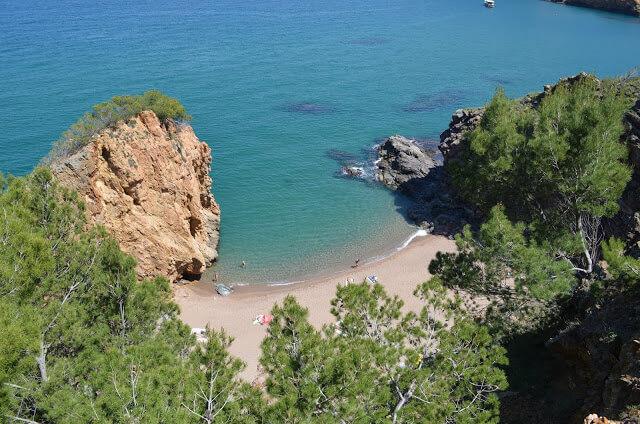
[253,314,274,326]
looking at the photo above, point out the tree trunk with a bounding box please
[35,340,49,383]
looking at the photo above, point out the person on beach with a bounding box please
[241,260,246,268]
[355,258,360,267]
[214,273,219,282]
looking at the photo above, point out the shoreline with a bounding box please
[228,227,431,288]
[203,217,421,287]
[175,233,457,382]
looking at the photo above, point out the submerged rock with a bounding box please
[51,110,220,283]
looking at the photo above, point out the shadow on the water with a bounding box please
[390,167,481,235]
[606,15,640,24]
[401,89,469,113]
[276,101,336,115]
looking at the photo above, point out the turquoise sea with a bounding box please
[1,0,639,284]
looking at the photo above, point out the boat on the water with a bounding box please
[484,0,495,7]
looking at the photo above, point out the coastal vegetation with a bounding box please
[3,72,640,423]
[0,168,505,423]
[430,73,640,420]
[48,90,191,160]
[450,76,633,278]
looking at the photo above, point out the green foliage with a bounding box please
[451,76,633,273]
[602,237,640,284]
[185,328,264,423]
[260,281,508,423]
[0,168,254,423]
[428,206,574,338]
[49,90,192,159]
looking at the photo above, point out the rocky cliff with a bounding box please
[547,290,640,420]
[51,110,220,283]
[376,135,438,190]
[373,135,479,235]
[604,99,640,249]
[547,0,640,16]
[438,76,640,422]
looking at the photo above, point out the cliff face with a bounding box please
[547,0,640,16]
[372,136,479,235]
[604,99,640,248]
[547,291,640,419]
[376,135,438,190]
[51,110,220,283]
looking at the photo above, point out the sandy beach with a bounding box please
[175,234,456,382]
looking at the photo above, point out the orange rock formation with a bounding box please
[52,110,220,282]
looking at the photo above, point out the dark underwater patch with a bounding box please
[605,15,640,24]
[401,89,468,113]
[484,75,512,85]
[276,102,334,114]
[326,149,359,163]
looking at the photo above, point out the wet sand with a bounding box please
[175,234,456,382]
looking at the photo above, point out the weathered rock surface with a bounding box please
[604,98,640,248]
[376,135,438,190]
[547,290,640,420]
[547,0,640,16]
[374,136,479,235]
[584,410,640,423]
[439,107,484,167]
[51,111,220,283]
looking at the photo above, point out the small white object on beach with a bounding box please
[190,327,209,343]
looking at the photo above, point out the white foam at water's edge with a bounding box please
[216,228,428,288]
[275,228,428,286]
[399,228,428,249]
[365,228,428,264]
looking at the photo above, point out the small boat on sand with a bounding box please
[484,0,495,7]
[215,283,234,297]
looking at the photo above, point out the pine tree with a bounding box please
[451,76,633,274]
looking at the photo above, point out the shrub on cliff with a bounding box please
[48,90,192,160]
[428,205,576,339]
[451,76,634,275]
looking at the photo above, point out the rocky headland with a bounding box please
[349,74,640,422]
[51,110,220,283]
[546,0,640,17]
[373,135,479,235]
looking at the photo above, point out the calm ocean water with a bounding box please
[1,0,639,284]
